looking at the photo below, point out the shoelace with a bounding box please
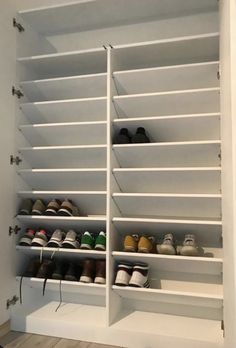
[19,276,24,304]
[55,280,62,312]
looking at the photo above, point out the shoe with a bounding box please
[57,199,79,217]
[32,199,46,215]
[36,259,55,278]
[64,263,81,281]
[18,199,33,215]
[62,230,80,249]
[115,128,131,144]
[124,234,139,252]
[158,233,176,255]
[80,259,95,283]
[180,234,199,256]
[80,231,95,250]
[129,263,150,288]
[94,231,106,251]
[31,229,48,247]
[45,199,62,215]
[47,229,65,248]
[23,258,41,277]
[114,263,133,286]
[19,228,35,246]
[94,260,106,284]
[52,261,68,280]
[131,127,150,143]
[138,236,155,253]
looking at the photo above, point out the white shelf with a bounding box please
[113,33,219,71]
[112,286,223,309]
[16,246,106,260]
[113,88,220,117]
[112,193,221,219]
[112,141,221,167]
[112,252,223,275]
[17,168,107,191]
[20,73,107,102]
[19,145,106,169]
[17,48,107,78]
[20,98,107,124]
[112,217,222,245]
[18,0,218,35]
[16,215,106,231]
[113,113,220,142]
[113,61,219,95]
[113,167,221,194]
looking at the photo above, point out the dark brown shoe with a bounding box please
[79,259,95,283]
[94,259,106,284]
[23,258,41,277]
[36,259,55,279]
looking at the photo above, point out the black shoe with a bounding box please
[23,258,41,277]
[115,128,131,144]
[64,262,82,281]
[52,261,68,280]
[36,259,55,279]
[131,127,150,143]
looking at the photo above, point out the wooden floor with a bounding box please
[0,331,123,348]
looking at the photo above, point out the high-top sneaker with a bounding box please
[57,199,79,217]
[158,233,176,255]
[31,229,48,247]
[138,236,155,253]
[115,128,131,144]
[124,234,139,252]
[62,230,80,249]
[18,198,33,215]
[47,229,65,248]
[180,234,199,256]
[19,228,35,246]
[80,231,95,250]
[80,259,95,283]
[94,231,106,251]
[129,263,150,288]
[114,263,133,286]
[131,127,150,143]
[31,199,46,215]
[94,260,106,284]
[45,199,62,215]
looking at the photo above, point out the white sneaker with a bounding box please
[114,263,133,286]
[180,234,199,256]
[62,230,80,249]
[129,263,150,288]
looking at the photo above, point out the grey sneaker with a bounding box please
[62,230,80,249]
[31,229,48,247]
[180,234,199,256]
[58,199,79,217]
[18,199,33,215]
[158,233,176,255]
[32,199,46,215]
[47,229,65,248]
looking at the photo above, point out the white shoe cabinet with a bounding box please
[0,1,236,347]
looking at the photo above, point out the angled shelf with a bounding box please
[19,97,107,124]
[113,61,219,95]
[112,141,221,167]
[20,73,107,102]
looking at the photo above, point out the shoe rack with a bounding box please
[6,1,235,347]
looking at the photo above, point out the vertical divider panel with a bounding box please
[106,47,123,326]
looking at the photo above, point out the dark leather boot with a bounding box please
[79,259,95,283]
[94,259,106,284]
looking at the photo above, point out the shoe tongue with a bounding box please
[39,229,46,235]
[27,229,35,235]
[84,231,92,237]
[185,234,195,241]
[164,233,173,241]
[99,231,106,237]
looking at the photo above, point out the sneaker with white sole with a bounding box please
[129,263,150,288]
[114,263,133,286]
[180,234,199,256]
[47,229,65,248]
[31,230,48,247]
[80,231,95,250]
[62,230,80,249]
[19,228,35,246]
[158,233,176,255]
[94,231,106,251]
[31,199,46,215]
[45,199,61,215]
[58,199,79,217]
[80,259,95,283]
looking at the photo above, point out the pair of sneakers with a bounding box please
[115,262,149,288]
[79,231,106,251]
[115,127,150,144]
[19,198,79,217]
[158,233,199,256]
[124,234,155,253]
[19,229,48,247]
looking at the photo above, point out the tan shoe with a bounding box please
[138,236,155,253]
[124,234,139,252]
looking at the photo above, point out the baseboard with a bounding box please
[0,320,10,338]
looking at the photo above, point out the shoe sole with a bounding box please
[180,246,199,256]
[94,244,106,251]
[138,247,151,253]
[80,275,93,283]
[158,245,176,255]
[62,242,79,249]
[124,246,137,252]
[31,238,47,247]
[52,274,63,280]
[64,275,77,282]
[80,243,93,250]
[19,238,32,246]
[47,241,61,248]
[57,209,73,217]
[129,280,150,288]
[45,210,58,216]
[94,277,106,284]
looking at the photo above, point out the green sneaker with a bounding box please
[80,231,95,250]
[95,231,106,251]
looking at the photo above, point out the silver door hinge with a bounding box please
[13,18,25,32]
[9,225,21,236]
[6,295,19,309]
[12,86,24,99]
[10,155,22,165]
